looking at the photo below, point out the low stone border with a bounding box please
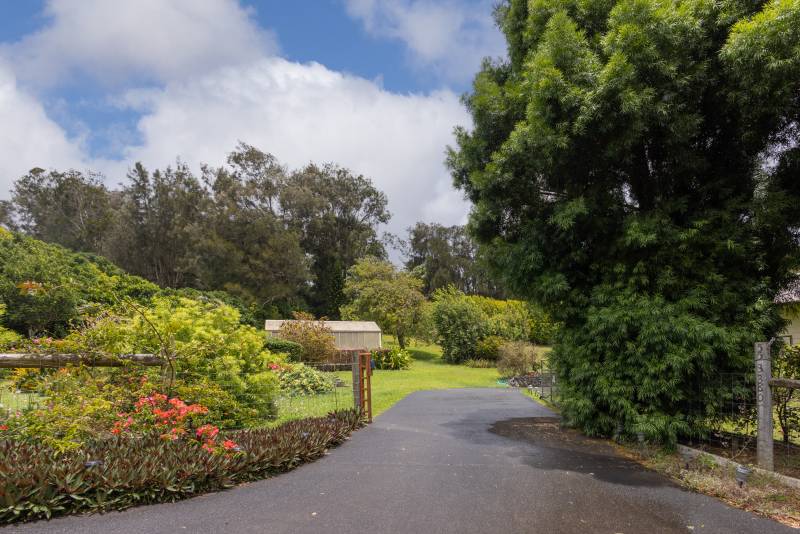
[677,444,800,490]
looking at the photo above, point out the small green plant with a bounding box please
[275,363,335,395]
[371,347,411,370]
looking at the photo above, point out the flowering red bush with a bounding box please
[113,394,237,454]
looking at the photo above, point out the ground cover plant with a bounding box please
[0,410,364,524]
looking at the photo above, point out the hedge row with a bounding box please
[0,410,364,524]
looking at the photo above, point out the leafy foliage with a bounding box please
[276,363,335,395]
[265,337,305,362]
[431,288,490,363]
[449,0,800,442]
[430,287,554,362]
[0,410,364,524]
[341,257,426,349]
[474,335,504,361]
[0,304,20,349]
[370,347,411,370]
[2,369,164,452]
[7,145,390,320]
[0,229,159,336]
[774,344,800,444]
[497,341,542,379]
[403,222,501,296]
[56,298,281,426]
[277,312,338,363]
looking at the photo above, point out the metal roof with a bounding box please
[264,320,382,333]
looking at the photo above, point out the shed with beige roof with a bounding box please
[264,320,382,350]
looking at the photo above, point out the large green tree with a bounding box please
[197,146,309,314]
[11,168,114,253]
[449,0,800,443]
[281,164,390,318]
[404,222,502,296]
[105,162,208,289]
[341,257,425,349]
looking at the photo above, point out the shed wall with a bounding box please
[782,308,800,346]
[265,329,382,350]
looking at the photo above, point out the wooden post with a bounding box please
[351,351,362,412]
[0,353,161,368]
[755,342,774,471]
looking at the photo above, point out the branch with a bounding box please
[0,353,161,368]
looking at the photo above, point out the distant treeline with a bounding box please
[1,144,502,321]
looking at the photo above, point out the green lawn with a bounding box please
[366,339,501,416]
[0,381,40,416]
[268,338,501,425]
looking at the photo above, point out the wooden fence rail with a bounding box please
[0,353,161,368]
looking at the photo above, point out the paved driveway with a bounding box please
[5,389,792,533]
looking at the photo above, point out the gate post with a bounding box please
[351,351,362,412]
[755,341,774,471]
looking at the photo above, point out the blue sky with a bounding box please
[0,0,504,234]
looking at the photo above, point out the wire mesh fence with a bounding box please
[0,358,359,433]
[524,372,559,406]
[682,371,800,478]
[269,361,356,426]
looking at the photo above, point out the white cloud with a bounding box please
[0,0,474,238]
[345,0,505,84]
[2,0,276,88]
[113,57,471,236]
[0,61,90,198]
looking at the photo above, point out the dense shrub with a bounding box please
[265,337,305,362]
[0,229,159,336]
[0,230,265,337]
[474,335,504,361]
[56,298,281,425]
[0,410,364,524]
[370,347,411,370]
[276,363,335,395]
[0,305,20,349]
[2,368,165,451]
[497,341,542,378]
[431,287,489,363]
[277,312,338,363]
[431,287,557,363]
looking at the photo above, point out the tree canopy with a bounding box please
[341,257,426,349]
[449,0,800,443]
[6,145,390,321]
[403,222,501,297]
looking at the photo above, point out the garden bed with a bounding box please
[0,409,364,524]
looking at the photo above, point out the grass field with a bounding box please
[268,338,501,425]
[367,338,501,416]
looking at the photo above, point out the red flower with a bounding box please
[0,425,8,431]
[196,424,219,439]
[222,440,237,450]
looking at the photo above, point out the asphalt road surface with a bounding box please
[5,389,792,534]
